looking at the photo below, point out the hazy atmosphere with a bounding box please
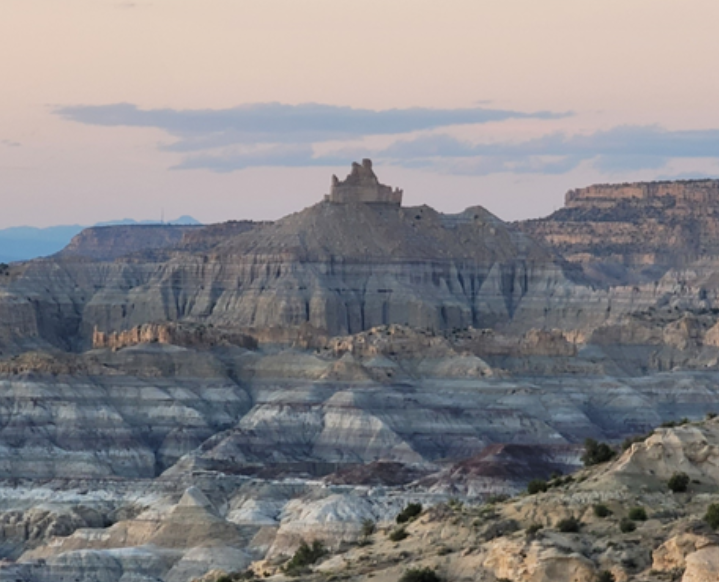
[2,0,719,227]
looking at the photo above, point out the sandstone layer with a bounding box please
[519,179,719,283]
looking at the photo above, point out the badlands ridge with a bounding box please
[0,161,719,580]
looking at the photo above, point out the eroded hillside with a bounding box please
[1,165,719,581]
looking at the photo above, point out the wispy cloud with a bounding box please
[173,144,345,172]
[54,101,719,175]
[173,125,719,174]
[1,140,21,148]
[370,125,719,175]
[55,102,568,147]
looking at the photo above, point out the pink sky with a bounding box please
[2,0,719,228]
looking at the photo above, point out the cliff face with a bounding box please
[92,322,257,351]
[519,179,719,282]
[0,178,581,350]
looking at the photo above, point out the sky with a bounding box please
[2,0,719,228]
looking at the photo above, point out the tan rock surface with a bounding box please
[683,546,719,582]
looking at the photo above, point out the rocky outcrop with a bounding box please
[0,161,593,351]
[519,179,719,282]
[92,322,257,351]
[325,159,403,205]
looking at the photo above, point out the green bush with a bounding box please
[661,418,690,428]
[486,493,510,504]
[389,527,409,542]
[597,571,615,582]
[621,431,653,451]
[396,502,423,524]
[581,438,616,466]
[556,516,581,533]
[525,523,543,536]
[282,541,326,576]
[705,503,719,529]
[620,518,636,533]
[628,507,647,521]
[593,503,612,518]
[668,472,690,493]
[398,567,442,582]
[527,479,548,495]
[361,518,376,537]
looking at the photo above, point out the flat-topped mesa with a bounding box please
[566,179,719,210]
[325,159,403,205]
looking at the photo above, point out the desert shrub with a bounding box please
[620,517,636,533]
[436,545,452,556]
[282,541,326,576]
[527,479,548,495]
[396,502,423,524]
[582,438,616,466]
[661,418,690,428]
[556,516,581,533]
[597,571,615,582]
[668,472,690,493]
[622,431,653,450]
[486,493,510,504]
[525,523,543,536]
[707,412,717,420]
[593,503,612,518]
[216,577,232,582]
[361,518,376,537]
[705,503,719,529]
[481,519,520,541]
[389,527,409,542]
[447,498,463,511]
[628,507,647,521]
[398,567,442,582]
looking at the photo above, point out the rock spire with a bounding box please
[325,159,403,205]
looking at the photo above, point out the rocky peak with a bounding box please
[325,159,403,205]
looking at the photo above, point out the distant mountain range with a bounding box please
[0,215,201,263]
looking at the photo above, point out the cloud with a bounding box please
[1,140,21,148]
[54,102,568,147]
[172,125,719,175]
[369,125,719,175]
[655,171,719,181]
[173,144,347,172]
[54,100,719,175]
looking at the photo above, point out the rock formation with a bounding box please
[3,166,719,581]
[92,322,257,351]
[0,161,583,351]
[519,179,719,282]
[325,159,402,205]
